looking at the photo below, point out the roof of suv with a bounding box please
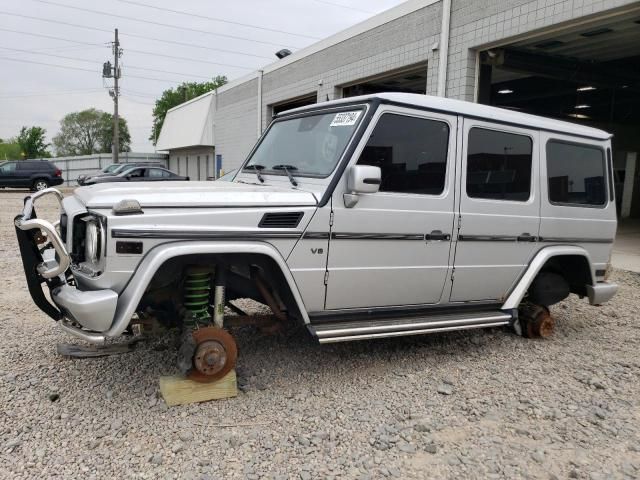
[279,93,611,141]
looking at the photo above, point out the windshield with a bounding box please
[244,109,364,177]
[103,164,121,173]
[113,164,137,174]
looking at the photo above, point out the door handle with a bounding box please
[426,230,451,241]
[517,233,537,242]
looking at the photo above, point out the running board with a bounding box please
[309,310,513,343]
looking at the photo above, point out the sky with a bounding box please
[0,0,406,153]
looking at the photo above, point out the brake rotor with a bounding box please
[187,326,237,383]
[522,305,555,339]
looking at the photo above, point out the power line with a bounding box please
[115,0,321,40]
[125,48,255,70]
[0,24,272,60]
[0,56,187,84]
[0,45,254,73]
[32,0,302,49]
[0,26,104,47]
[310,0,375,14]
[120,32,272,60]
[0,88,104,99]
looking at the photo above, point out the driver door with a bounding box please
[325,107,457,310]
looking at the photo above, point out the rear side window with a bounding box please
[357,113,450,195]
[0,162,16,173]
[547,140,606,206]
[147,168,169,178]
[466,128,532,201]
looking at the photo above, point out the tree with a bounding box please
[99,115,131,155]
[0,139,22,161]
[150,76,227,145]
[53,108,131,156]
[17,126,50,158]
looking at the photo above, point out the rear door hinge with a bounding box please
[329,211,334,227]
[450,267,455,282]
[457,215,462,230]
[324,271,330,285]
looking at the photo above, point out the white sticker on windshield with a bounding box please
[330,111,362,127]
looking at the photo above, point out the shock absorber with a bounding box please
[183,266,212,329]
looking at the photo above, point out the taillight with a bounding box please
[55,169,62,177]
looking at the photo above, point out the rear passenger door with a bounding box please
[0,162,18,187]
[450,120,540,302]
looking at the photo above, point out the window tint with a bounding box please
[547,140,606,206]
[356,114,449,195]
[466,128,532,201]
[0,162,16,173]
[147,168,168,178]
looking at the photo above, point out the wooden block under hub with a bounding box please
[159,370,237,407]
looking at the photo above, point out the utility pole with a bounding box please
[102,28,122,163]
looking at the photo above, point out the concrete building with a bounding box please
[158,0,640,217]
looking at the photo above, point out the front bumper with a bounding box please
[586,282,618,305]
[15,188,116,343]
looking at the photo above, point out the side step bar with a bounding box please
[309,310,513,344]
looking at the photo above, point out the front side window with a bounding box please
[244,109,364,177]
[547,140,606,206]
[466,128,533,201]
[357,113,449,195]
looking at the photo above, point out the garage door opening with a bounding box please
[270,93,318,116]
[477,11,640,218]
[341,63,427,98]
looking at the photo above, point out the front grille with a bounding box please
[258,212,304,228]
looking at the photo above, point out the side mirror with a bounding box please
[344,165,381,208]
[347,165,381,194]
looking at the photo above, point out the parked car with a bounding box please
[77,162,164,185]
[14,93,618,383]
[82,166,188,185]
[0,159,63,191]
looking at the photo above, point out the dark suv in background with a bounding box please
[0,160,64,191]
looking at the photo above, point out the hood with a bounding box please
[74,181,318,209]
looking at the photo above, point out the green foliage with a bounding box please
[0,140,22,161]
[17,126,51,158]
[149,76,227,145]
[53,108,131,156]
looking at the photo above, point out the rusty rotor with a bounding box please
[187,326,238,383]
[522,305,555,339]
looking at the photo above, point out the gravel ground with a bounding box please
[1,189,639,480]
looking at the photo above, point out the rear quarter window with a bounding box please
[547,140,606,207]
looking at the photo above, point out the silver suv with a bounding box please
[14,93,618,382]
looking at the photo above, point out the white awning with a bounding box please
[156,92,214,150]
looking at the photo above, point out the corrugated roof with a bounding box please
[156,93,215,150]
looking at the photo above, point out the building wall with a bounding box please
[167,147,214,181]
[215,4,443,171]
[445,0,639,101]
[213,0,639,170]
[214,78,260,174]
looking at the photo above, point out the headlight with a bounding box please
[84,220,101,264]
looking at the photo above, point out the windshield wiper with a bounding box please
[273,164,298,187]
[244,164,265,183]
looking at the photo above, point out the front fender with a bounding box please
[501,245,595,310]
[105,240,310,337]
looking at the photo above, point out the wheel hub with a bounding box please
[193,340,227,376]
[187,326,238,383]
